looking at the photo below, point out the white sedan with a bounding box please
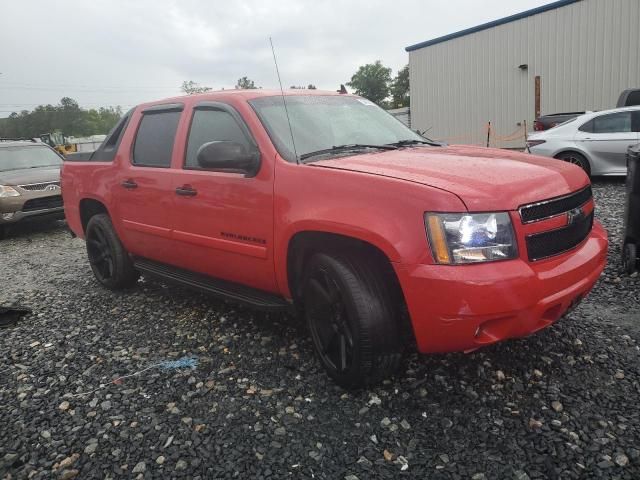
[527,106,640,176]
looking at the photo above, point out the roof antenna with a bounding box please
[269,37,299,163]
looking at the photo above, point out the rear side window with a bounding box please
[578,119,594,133]
[590,112,632,134]
[185,108,251,168]
[133,111,181,167]
[91,110,132,162]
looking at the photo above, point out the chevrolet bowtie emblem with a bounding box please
[567,206,585,225]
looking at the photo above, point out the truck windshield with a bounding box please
[0,146,63,172]
[249,95,429,162]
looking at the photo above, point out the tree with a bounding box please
[235,76,258,89]
[181,80,212,95]
[390,65,409,108]
[307,84,317,90]
[346,61,392,106]
[0,98,122,139]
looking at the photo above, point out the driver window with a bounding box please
[185,108,250,169]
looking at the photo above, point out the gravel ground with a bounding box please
[1,179,639,480]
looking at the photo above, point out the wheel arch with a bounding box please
[285,230,414,343]
[284,228,400,298]
[79,197,110,233]
[553,149,593,173]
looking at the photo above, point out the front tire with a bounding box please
[556,152,591,176]
[622,242,637,275]
[302,252,404,389]
[85,214,139,289]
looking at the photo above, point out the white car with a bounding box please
[527,106,640,176]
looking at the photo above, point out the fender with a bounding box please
[275,220,407,299]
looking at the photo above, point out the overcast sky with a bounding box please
[0,0,551,117]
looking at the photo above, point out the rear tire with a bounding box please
[85,214,139,289]
[302,252,404,389]
[556,152,591,176]
[622,243,637,275]
[0,226,6,240]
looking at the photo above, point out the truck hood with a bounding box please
[311,145,589,211]
[0,166,61,186]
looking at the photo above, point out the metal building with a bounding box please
[406,0,640,148]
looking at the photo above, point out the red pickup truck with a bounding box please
[62,90,608,388]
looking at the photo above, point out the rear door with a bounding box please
[168,101,278,293]
[574,111,639,174]
[113,104,182,261]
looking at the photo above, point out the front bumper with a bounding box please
[0,207,65,225]
[0,193,64,225]
[394,221,608,353]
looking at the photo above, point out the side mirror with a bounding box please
[196,141,260,176]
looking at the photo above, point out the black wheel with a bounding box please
[85,214,139,289]
[0,226,6,240]
[622,242,637,275]
[302,252,404,389]
[556,152,591,176]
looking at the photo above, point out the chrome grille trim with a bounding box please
[518,186,592,224]
[18,181,61,191]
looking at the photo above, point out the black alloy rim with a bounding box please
[87,225,114,281]
[306,268,354,373]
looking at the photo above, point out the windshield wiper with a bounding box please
[299,144,397,162]
[385,139,441,147]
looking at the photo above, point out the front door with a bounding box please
[169,102,277,293]
[113,106,182,261]
[574,110,639,174]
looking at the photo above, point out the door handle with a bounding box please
[121,179,138,189]
[176,185,197,197]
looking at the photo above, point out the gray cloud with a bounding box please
[0,0,549,116]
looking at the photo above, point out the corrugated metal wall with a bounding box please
[409,0,640,148]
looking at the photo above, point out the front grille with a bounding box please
[18,181,60,192]
[526,212,594,261]
[519,186,592,223]
[21,195,63,212]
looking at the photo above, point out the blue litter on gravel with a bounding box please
[158,356,198,370]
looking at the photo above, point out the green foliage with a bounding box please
[181,80,212,95]
[390,65,410,108]
[235,77,258,89]
[0,97,122,139]
[346,61,392,106]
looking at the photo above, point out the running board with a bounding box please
[133,258,292,312]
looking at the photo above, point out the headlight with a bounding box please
[425,212,518,264]
[0,186,20,198]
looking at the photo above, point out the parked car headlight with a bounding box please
[0,186,20,198]
[526,139,546,148]
[425,212,518,264]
